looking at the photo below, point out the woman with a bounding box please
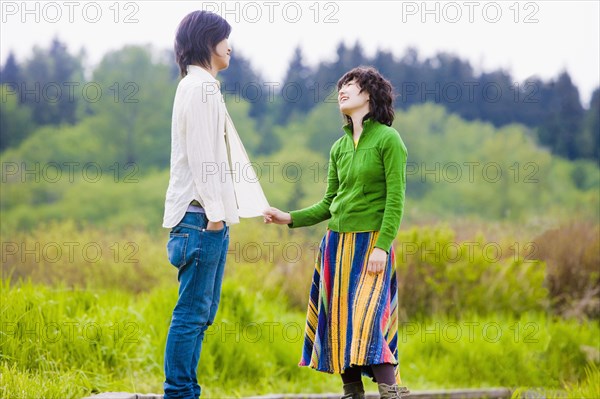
[264,66,409,399]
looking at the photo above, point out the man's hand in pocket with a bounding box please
[206,220,224,231]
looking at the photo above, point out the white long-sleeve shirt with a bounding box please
[162,65,269,228]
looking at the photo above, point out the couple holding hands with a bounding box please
[161,10,409,399]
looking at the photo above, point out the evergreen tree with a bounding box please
[578,88,600,162]
[220,51,266,118]
[49,38,81,124]
[277,46,313,125]
[348,41,366,67]
[22,37,84,126]
[0,85,35,151]
[537,72,585,159]
[0,51,21,88]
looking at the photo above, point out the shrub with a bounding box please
[531,223,600,319]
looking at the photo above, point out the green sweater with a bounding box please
[288,119,407,251]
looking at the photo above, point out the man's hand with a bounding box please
[263,207,292,225]
[206,220,224,231]
[367,247,388,274]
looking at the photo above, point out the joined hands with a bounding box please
[262,207,387,274]
[262,207,292,225]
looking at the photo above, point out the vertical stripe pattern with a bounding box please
[299,230,402,385]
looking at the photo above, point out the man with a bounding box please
[162,10,269,399]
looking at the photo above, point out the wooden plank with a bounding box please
[81,394,164,399]
[82,388,513,399]
[243,388,513,399]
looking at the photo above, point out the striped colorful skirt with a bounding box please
[299,229,402,385]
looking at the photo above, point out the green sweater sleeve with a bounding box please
[288,144,339,228]
[374,131,407,251]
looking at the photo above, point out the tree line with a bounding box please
[1,38,598,162]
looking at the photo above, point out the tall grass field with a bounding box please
[1,220,598,398]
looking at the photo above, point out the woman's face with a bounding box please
[212,38,231,71]
[338,80,370,115]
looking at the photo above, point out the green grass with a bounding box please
[1,280,599,398]
[1,220,598,397]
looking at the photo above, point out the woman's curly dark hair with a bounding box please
[337,66,395,127]
[175,11,231,78]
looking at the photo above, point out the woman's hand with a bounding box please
[263,207,292,225]
[367,247,388,274]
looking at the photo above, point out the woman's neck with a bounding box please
[350,110,369,137]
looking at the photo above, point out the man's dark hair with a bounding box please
[175,11,231,78]
[337,66,395,127]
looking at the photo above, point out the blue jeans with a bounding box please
[163,212,229,399]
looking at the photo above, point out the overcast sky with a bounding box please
[1,0,599,105]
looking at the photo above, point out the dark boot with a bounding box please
[341,381,365,399]
[378,383,410,398]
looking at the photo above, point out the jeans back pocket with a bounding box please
[166,232,189,268]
